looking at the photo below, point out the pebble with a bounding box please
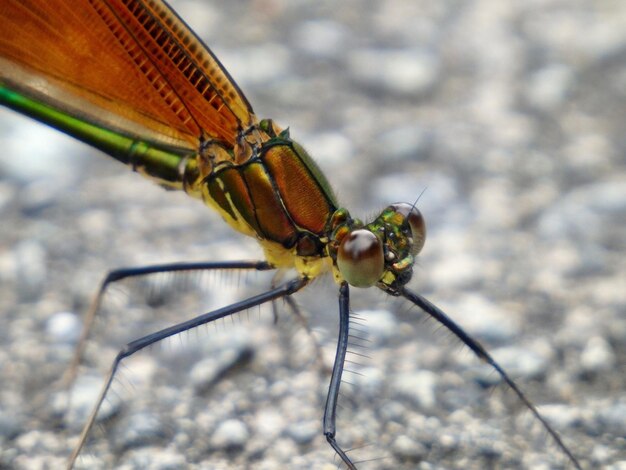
[254,409,285,441]
[605,462,626,470]
[294,20,349,59]
[0,408,23,439]
[285,420,317,445]
[10,455,67,470]
[529,404,579,430]
[350,366,384,398]
[0,121,81,183]
[376,124,432,162]
[359,308,397,345]
[115,411,166,450]
[220,44,292,88]
[13,240,47,302]
[580,336,616,373]
[348,48,440,96]
[524,64,573,111]
[598,401,626,436]
[380,401,408,422]
[471,345,549,385]
[300,131,354,167]
[210,419,250,450]
[18,179,65,215]
[59,374,122,430]
[427,254,486,291]
[373,172,436,207]
[391,369,438,410]
[120,447,187,470]
[538,181,626,243]
[392,434,428,461]
[189,343,254,393]
[440,294,519,343]
[46,311,81,344]
[0,181,15,213]
[14,430,63,453]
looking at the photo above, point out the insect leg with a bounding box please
[67,275,306,470]
[400,287,582,470]
[282,295,330,374]
[323,282,357,469]
[62,261,273,388]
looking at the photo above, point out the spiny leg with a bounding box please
[399,287,582,470]
[268,270,329,374]
[67,276,307,470]
[282,295,331,375]
[323,282,357,469]
[61,261,273,388]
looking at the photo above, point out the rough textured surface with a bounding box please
[1,1,625,469]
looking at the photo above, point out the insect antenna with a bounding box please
[400,287,582,469]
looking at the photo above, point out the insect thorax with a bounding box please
[186,120,339,278]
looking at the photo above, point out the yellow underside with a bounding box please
[198,185,335,281]
[259,238,334,280]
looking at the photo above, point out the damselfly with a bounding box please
[0,1,584,468]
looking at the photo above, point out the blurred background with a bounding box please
[0,0,624,468]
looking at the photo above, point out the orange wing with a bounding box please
[0,0,256,149]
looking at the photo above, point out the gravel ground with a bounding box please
[1,1,625,469]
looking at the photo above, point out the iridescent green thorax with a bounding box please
[189,118,339,268]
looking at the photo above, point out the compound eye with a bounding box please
[337,229,384,287]
[390,203,426,255]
